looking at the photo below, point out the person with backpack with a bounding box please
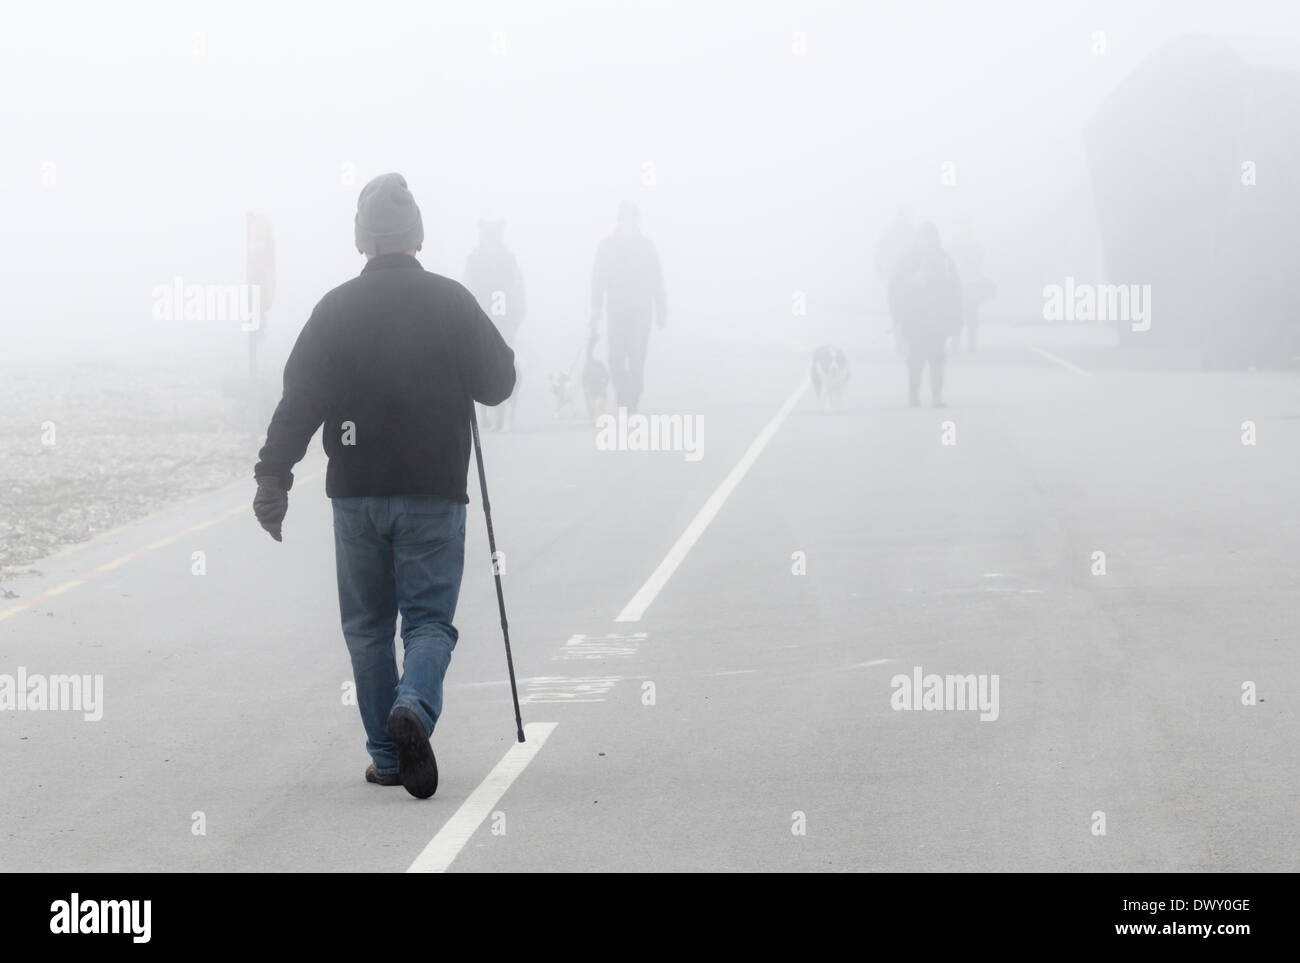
[889,221,963,408]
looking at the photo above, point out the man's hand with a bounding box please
[253,476,288,542]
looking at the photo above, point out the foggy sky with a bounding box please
[3,0,1297,369]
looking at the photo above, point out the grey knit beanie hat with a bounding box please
[355,172,424,256]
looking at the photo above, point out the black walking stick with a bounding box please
[470,404,526,743]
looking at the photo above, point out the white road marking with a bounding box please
[905,586,1046,596]
[520,675,623,704]
[616,380,809,622]
[553,632,647,661]
[849,658,897,669]
[1027,345,1090,376]
[406,721,557,874]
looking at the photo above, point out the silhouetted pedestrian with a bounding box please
[253,173,515,798]
[590,201,666,413]
[889,222,962,407]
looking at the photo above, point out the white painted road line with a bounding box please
[406,721,558,873]
[615,380,809,622]
[520,676,623,704]
[1027,345,1090,376]
[553,632,647,661]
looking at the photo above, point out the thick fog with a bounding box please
[3,0,1299,889]
[8,0,1291,369]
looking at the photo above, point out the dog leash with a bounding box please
[565,338,588,379]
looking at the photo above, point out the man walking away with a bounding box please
[889,221,962,408]
[465,218,526,347]
[590,201,667,413]
[251,172,516,799]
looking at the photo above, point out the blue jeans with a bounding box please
[332,495,467,775]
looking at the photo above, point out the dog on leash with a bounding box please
[549,369,576,419]
[810,345,849,411]
[582,335,611,424]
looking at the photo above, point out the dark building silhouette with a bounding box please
[1085,34,1300,366]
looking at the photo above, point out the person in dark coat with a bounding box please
[464,218,526,347]
[590,201,667,413]
[889,221,962,407]
[251,172,516,799]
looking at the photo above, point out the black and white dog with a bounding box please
[549,369,576,419]
[810,345,849,411]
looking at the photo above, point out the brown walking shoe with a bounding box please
[365,764,402,787]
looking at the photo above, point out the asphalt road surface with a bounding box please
[2,322,1296,872]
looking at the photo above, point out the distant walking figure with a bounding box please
[951,219,996,352]
[465,218,526,347]
[465,218,527,430]
[889,222,962,408]
[590,201,667,413]
[252,173,516,798]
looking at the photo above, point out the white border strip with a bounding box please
[615,381,809,622]
[1027,345,1090,376]
[406,721,558,873]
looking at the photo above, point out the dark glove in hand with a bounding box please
[253,476,288,542]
